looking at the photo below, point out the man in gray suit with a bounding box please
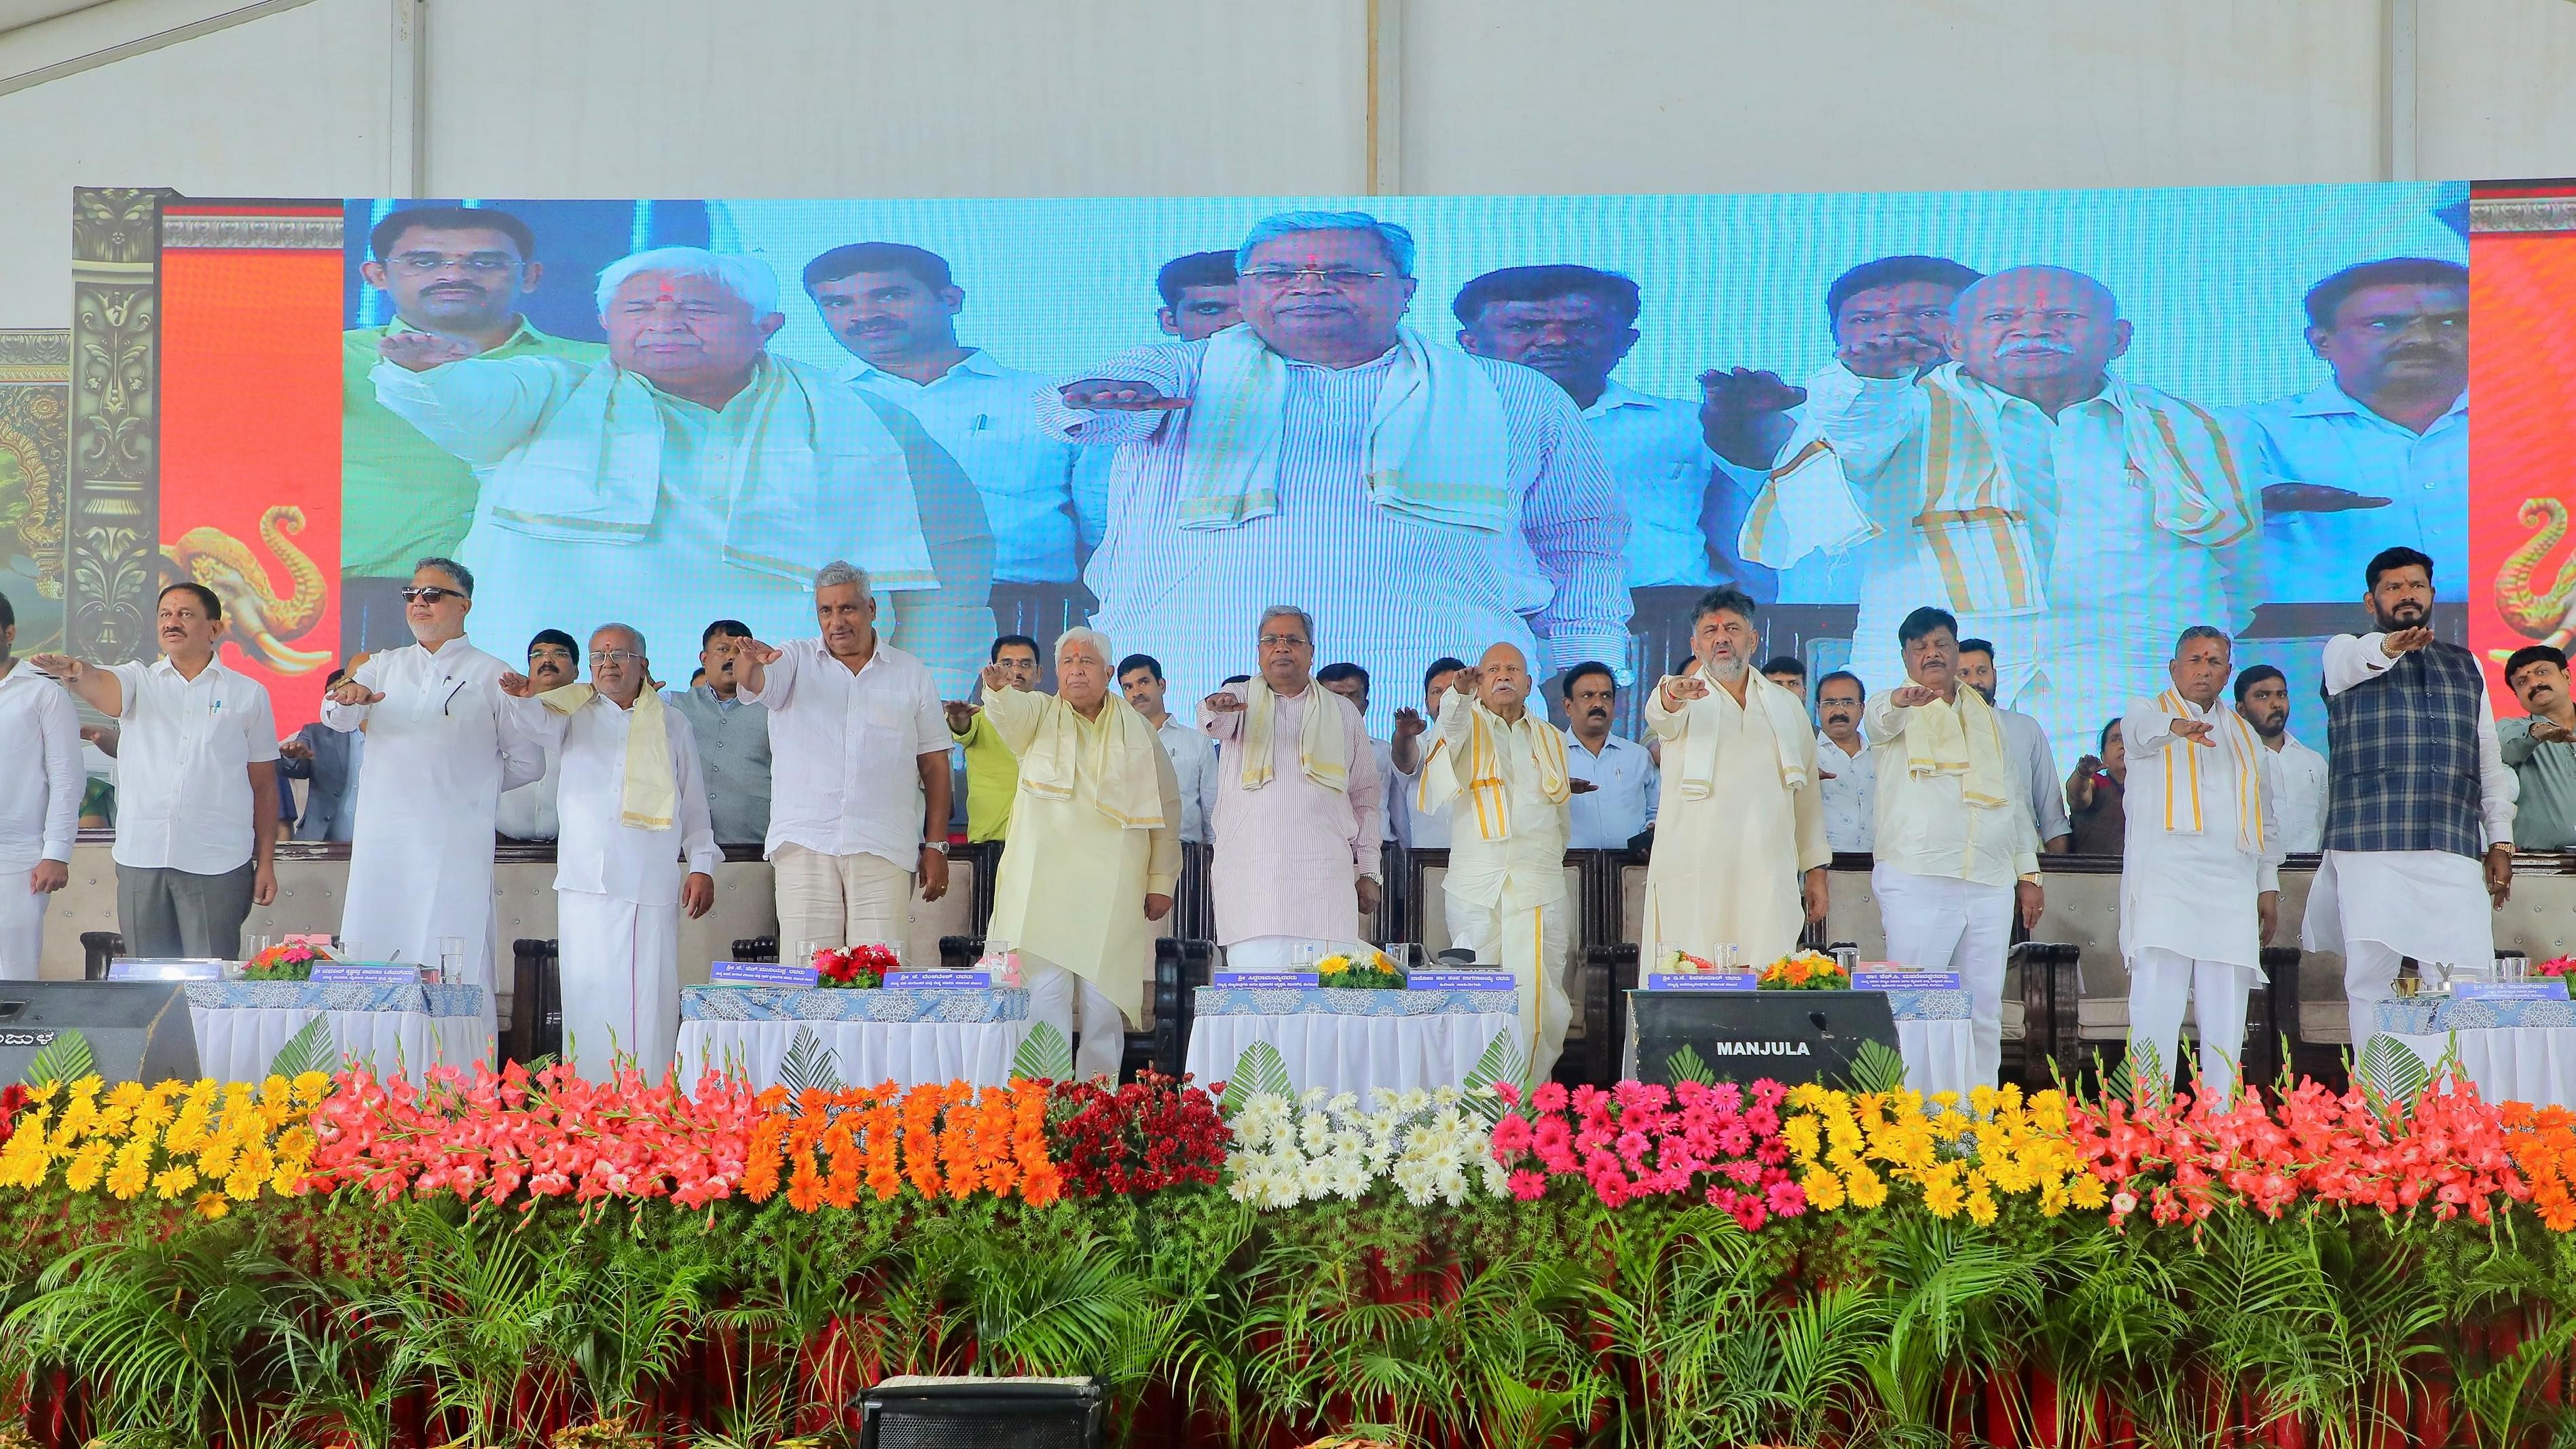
[279,666,363,842]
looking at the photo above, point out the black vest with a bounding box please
[2321,638,2485,858]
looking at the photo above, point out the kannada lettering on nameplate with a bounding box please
[881,971,991,990]
[1643,973,1760,991]
[2454,980,2573,1002]
[0,1029,57,1049]
[308,964,422,986]
[1211,972,1319,989]
[709,960,821,988]
[107,959,224,982]
[1405,970,1515,992]
[1850,970,1963,991]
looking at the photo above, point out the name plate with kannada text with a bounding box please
[1644,972,1760,992]
[881,970,991,990]
[1852,970,1963,991]
[2454,980,2571,1002]
[710,959,821,988]
[308,964,422,985]
[1405,970,1515,991]
[1213,971,1320,989]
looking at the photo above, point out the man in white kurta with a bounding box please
[0,600,81,978]
[2119,628,2282,1105]
[2302,549,2515,1017]
[323,559,543,1049]
[1864,607,2044,1088]
[1200,607,1386,970]
[1639,589,1830,968]
[982,629,1183,1082]
[502,625,720,1084]
[1417,642,1576,1080]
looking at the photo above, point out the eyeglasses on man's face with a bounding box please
[1240,264,1389,291]
[390,251,521,275]
[401,586,466,605]
[589,650,643,667]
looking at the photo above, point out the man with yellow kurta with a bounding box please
[1639,587,1833,967]
[1418,641,1576,1080]
[980,627,1183,1082]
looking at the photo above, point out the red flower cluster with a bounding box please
[1490,1079,1805,1231]
[302,1062,760,1211]
[1048,1073,1230,1196]
[815,943,900,989]
[2069,1076,2531,1228]
[0,1083,29,1148]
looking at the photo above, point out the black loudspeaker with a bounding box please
[1627,990,1900,1088]
[0,981,202,1084]
[860,1377,1105,1449]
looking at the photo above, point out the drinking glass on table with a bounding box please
[437,936,465,986]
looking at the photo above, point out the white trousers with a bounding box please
[1023,953,1131,1082]
[772,844,913,961]
[2125,947,2255,1105]
[1444,891,1573,1084]
[0,869,45,980]
[2342,938,2407,1014]
[556,890,680,1086]
[1874,864,2013,1089]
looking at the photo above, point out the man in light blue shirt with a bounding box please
[806,242,1087,585]
[1454,264,1771,600]
[1558,661,1656,849]
[2237,257,2468,601]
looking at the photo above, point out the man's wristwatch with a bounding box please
[922,841,949,857]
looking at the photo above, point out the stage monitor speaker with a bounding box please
[1626,989,1899,1088]
[860,1376,1105,1449]
[0,981,201,1084]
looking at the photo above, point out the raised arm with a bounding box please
[1033,343,1198,447]
[369,352,576,466]
[24,654,121,717]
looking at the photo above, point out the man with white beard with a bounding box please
[323,557,544,1050]
[500,624,719,1083]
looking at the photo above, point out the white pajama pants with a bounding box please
[1874,864,2013,1090]
[2125,947,2255,1105]
[1443,891,1573,1084]
[556,889,680,1086]
[1023,954,1130,1083]
[772,844,914,962]
[0,864,45,980]
[2343,938,2408,1013]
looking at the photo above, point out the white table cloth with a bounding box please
[186,983,489,1086]
[1183,987,1525,1098]
[674,985,1033,1093]
[2374,996,2576,1109]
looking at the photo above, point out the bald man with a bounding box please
[1713,265,2256,767]
[1416,640,1575,1080]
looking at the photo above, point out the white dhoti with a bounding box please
[772,844,915,959]
[2125,947,2254,1104]
[1024,953,1132,1083]
[1874,864,2013,1089]
[2303,849,2495,1009]
[0,870,44,980]
[1443,889,1572,1082]
[556,889,680,1085]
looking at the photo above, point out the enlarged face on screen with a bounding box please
[1239,229,1416,359]
[1954,267,2131,400]
[2313,281,2468,401]
[1162,284,1242,342]
[604,270,781,395]
[1833,280,1960,371]
[809,269,963,365]
[1458,292,1638,398]
[362,223,534,336]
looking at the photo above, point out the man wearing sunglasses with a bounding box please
[321,557,547,1053]
[343,206,602,656]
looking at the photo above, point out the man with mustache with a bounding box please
[807,243,1090,593]
[1813,670,1873,853]
[2238,259,2468,599]
[1866,606,2044,1088]
[494,629,576,844]
[1955,639,2073,852]
[1454,265,1771,599]
[2232,665,2327,855]
[1040,212,1628,731]
[374,246,993,695]
[1418,641,1577,1077]
[2303,547,2516,1013]
[2499,645,2576,851]
[1559,661,1655,849]
[1073,253,1247,566]
[1731,265,2258,760]
[342,206,602,654]
[1639,587,1830,968]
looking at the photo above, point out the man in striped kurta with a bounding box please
[1723,265,2260,766]
[1034,208,1630,735]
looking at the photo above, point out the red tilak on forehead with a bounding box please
[657,280,678,300]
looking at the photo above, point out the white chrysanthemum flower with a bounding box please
[1481,1158,1513,1198]
[1301,1086,1330,1109]
[1331,1157,1374,1198]
[1298,1111,1333,1150]
[1326,1092,1359,1116]
[1395,1088,1431,1116]
[1431,1085,1461,1108]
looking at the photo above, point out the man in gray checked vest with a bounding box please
[2302,545,2518,1015]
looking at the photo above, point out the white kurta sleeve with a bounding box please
[2122,699,2185,757]
[1791,731,1830,873]
[1643,676,1689,742]
[1803,369,1924,479]
[1198,681,1248,741]
[37,684,80,862]
[1147,743,1183,896]
[2321,633,2394,695]
[2257,743,2284,895]
[1862,693,1911,747]
[369,354,577,466]
[319,653,386,733]
[2480,692,2518,849]
[739,641,801,709]
[1344,703,1386,878]
[671,717,723,876]
[500,691,570,753]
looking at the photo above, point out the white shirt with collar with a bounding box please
[104,655,279,873]
[2259,729,2330,854]
[2239,382,2468,600]
[0,659,81,867]
[1562,727,1657,848]
[505,691,723,906]
[1815,729,1876,854]
[493,748,561,842]
[845,348,1081,585]
[1860,691,2040,888]
[748,637,947,871]
[1579,379,1727,589]
[1152,713,1220,845]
